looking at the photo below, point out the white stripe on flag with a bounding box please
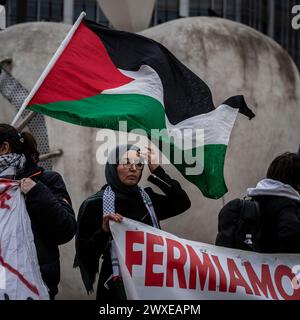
[102,65,238,148]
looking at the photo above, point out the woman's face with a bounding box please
[117,150,144,186]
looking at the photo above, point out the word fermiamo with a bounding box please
[126,230,300,300]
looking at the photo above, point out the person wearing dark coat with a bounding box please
[247,152,300,253]
[74,144,191,301]
[0,124,76,299]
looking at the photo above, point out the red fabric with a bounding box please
[29,22,133,106]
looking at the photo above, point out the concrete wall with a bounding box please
[0,17,299,299]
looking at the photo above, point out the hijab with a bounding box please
[104,144,143,195]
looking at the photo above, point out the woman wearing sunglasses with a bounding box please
[74,144,191,301]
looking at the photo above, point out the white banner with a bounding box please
[111,218,300,300]
[0,179,49,300]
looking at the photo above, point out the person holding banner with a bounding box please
[0,124,76,299]
[247,152,300,253]
[74,144,191,301]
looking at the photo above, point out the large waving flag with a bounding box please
[17,14,254,199]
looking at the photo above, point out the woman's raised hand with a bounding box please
[139,146,159,173]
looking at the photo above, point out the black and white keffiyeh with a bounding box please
[0,153,26,177]
[103,185,159,280]
[101,143,160,293]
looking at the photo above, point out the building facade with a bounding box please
[3,0,300,69]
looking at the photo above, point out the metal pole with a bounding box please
[291,0,296,58]
[285,1,289,49]
[258,0,262,31]
[235,0,242,22]
[63,0,74,24]
[39,149,63,162]
[280,0,285,46]
[37,0,41,21]
[223,0,227,18]
[96,1,100,23]
[253,0,257,29]
[15,111,36,132]
[267,0,274,38]
[0,4,6,29]
[179,0,189,17]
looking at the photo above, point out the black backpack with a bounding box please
[215,197,262,252]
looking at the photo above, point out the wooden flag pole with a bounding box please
[11,11,86,127]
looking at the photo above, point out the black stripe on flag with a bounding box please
[83,19,255,124]
[84,19,215,125]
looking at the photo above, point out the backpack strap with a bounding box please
[240,198,262,251]
[241,198,261,221]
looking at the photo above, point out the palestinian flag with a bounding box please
[27,17,254,199]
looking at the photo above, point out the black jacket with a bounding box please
[17,163,76,298]
[253,195,300,253]
[74,166,191,301]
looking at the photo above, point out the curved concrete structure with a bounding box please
[0,17,299,299]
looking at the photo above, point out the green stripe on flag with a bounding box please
[28,93,166,132]
[29,93,228,199]
[173,145,227,199]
